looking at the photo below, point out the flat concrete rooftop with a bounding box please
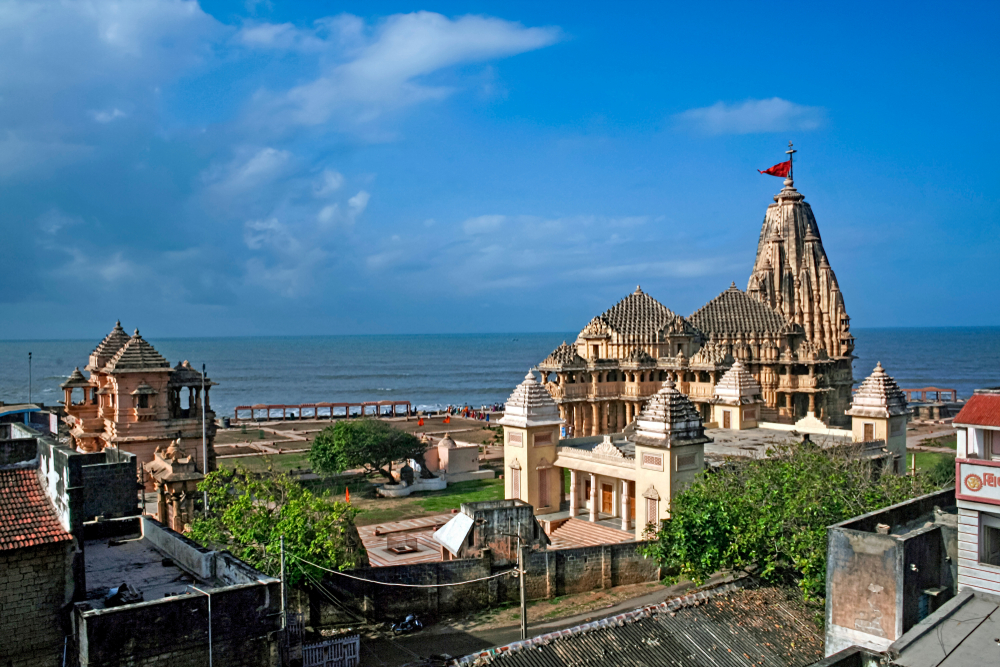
[84,533,216,609]
[704,426,851,462]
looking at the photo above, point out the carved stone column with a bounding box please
[621,480,630,532]
[589,473,598,522]
[569,470,579,516]
[591,403,600,436]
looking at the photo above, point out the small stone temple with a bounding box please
[847,362,911,473]
[538,173,854,434]
[500,370,711,540]
[61,321,217,484]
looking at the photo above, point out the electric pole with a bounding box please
[28,352,32,404]
[202,363,209,514]
[518,536,527,640]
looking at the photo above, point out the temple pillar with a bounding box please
[558,404,568,424]
[574,404,584,438]
[569,470,579,516]
[808,393,816,414]
[589,473,598,522]
[621,480,630,532]
[591,403,600,436]
[156,485,168,525]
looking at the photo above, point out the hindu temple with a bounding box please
[537,170,854,434]
[61,321,217,484]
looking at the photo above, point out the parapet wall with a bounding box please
[319,541,660,623]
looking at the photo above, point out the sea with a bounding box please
[0,328,998,417]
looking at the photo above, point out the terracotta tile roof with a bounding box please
[954,393,1000,428]
[104,329,170,373]
[689,283,789,336]
[0,469,72,551]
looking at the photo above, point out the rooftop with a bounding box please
[458,584,824,667]
[889,588,1000,667]
[689,283,790,336]
[0,467,73,551]
[953,390,1000,428]
[581,286,693,339]
[103,329,171,373]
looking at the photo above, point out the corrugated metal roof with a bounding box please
[460,585,823,667]
[954,394,1000,428]
[433,512,474,556]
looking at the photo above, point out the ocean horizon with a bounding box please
[2,327,998,417]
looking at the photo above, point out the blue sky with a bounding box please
[0,0,997,339]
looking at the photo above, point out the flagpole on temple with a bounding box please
[786,141,796,184]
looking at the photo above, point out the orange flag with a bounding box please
[418,418,424,426]
[444,415,451,424]
[346,486,350,503]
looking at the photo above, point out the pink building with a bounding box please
[61,322,217,485]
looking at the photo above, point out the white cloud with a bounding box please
[463,214,506,234]
[253,12,561,126]
[314,169,344,196]
[674,98,825,135]
[204,147,292,196]
[37,208,83,235]
[92,108,127,123]
[348,190,369,216]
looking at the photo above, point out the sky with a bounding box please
[0,0,997,340]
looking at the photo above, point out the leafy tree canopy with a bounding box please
[309,419,424,480]
[640,442,940,599]
[190,466,366,586]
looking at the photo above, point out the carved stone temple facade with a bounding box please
[501,370,711,540]
[538,175,854,434]
[61,322,217,485]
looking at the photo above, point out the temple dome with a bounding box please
[104,329,171,373]
[60,367,91,389]
[634,379,711,448]
[539,342,587,369]
[497,370,564,428]
[581,288,693,340]
[437,433,457,449]
[846,362,909,419]
[712,360,762,406]
[87,320,130,371]
[689,284,790,337]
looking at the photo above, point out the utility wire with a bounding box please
[289,552,515,588]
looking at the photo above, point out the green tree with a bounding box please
[928,455,957,488]
[309,419,424,480]
[189,466,366,585]
[640,442,937,600]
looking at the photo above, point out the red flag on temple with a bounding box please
[758,160,792,177]
[346,486,350,503]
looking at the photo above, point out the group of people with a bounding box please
[445,403,503,422]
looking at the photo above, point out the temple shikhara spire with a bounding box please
[746,144,853,360]
[536,148,856,431]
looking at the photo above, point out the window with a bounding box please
[982,514,1000,567]
[592,344,599,358]
[538,469,548,508]
[676,453,697,470]
[137,394,149,409]
[534,432,552,446]
[641,453,663,471]
[990,431,1000,460]
[646,497,658,525]
[508,432,523,447]
[511,467,521,500]
[863,422,875,441]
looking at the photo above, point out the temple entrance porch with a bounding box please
[541,466,638,535]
